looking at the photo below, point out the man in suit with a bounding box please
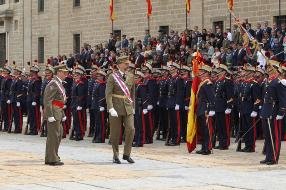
[44,64,69,166]
[106,56,135,164]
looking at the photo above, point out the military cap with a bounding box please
[217,64,232,74]
[245,65,256,72]
[167,61,180,69]
[152,68,161,74]
[45,64,55,74]
[30,65,40,72]
[12,61,22,73]
[3,65,13,73]
[199,65,212,72]
[73,64,85,75]
[0,68,3,72]
[160,65,169,71]
[181,65,191,72]
[142,63,153,72]
[96,70,107,77]
[54,63,69,72]
[91,64,99,70]
[135,70,145,78]
[116,56,129,65]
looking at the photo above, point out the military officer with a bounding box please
[44,64,69,166]
[106,56,135,164]
[63,70,73,137]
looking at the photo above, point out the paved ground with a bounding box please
[1,132,286,190]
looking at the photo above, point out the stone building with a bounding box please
[0,0,285,68]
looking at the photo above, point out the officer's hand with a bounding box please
[32,102,37,106]
[16,102,21,107]
[175,104,180,111]
[133,109,135,114]
[250,111,257,118]
[109,108,118,117]
[77,106,82,111]
[280,79,286,86]
[63,105,67,109]
[99,107,105,112]
[6,100,11,104]
[185,106,189,111]
[157,101,159,106]
[225,108,232,114]
[62,116,67,122]
[208,111,215,117]
[48,117,56,123]
[147,105,153,110]
[276,115,284,120]
[143,109,148,115]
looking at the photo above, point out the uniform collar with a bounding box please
[55,76,63,84]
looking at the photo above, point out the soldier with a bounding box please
[165,61,184,146]
[63,70,73,137]
[44,64,69,166]
[70,65,86,141]
[10,65,24,133]
[196,65,215,155]
[0,66,13,132]
[40,65,54,137]
[260,61,286,165]
[91,70,107,143]
[106,56,135,164]
[26,64,42,135]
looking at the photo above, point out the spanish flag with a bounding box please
[109,0,115,21]
[146,0,152,17]
[186,0,191,14]
[186,51,202,153]
[227,0,234,10]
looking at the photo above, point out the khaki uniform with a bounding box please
[106,71,135,159]
[44,77,65,163]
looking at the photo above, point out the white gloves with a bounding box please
[6,100,11,104]
[32,102,37,106]
[63,105,67,109]
[77,106,82,111]
[48,117,56,123]
[62,116,67,122]
[225,108,232,114]
[175,104,180,110]
[208,111,215,117]
[276,115,284,120]
[157,101,159,105]
[99,107,105,112]
[259,106,262,110]
[16,102,20,107]
[143,109,148,115]
[280,79,286,86]
[185,106,189,111]
[250,111,257,118]
[147,105,153,110]
[109,108,118,117]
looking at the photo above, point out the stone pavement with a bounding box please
[0,133,286,190]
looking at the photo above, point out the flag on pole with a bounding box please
[109,0,115,21]
[146,0,152,17]
[186,0,191,14]
[227,0,234,10]
[186,51,202,153]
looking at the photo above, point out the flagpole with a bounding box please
[112,20,114,34]
[147,15,150,32]
[185,4,188,30]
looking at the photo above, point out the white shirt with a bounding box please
[257,50,266,70]
[227,32,232,41]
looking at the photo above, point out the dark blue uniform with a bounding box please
[1,76,12,132]
[87,77,96,137]
[63,74,73,137]
[181,76,192,142]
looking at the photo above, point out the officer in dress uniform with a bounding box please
[40,65,54,137]
[70,64,86,141]
[63,70,73,137]
[9,65,24,133]
[1,66,13,132]
[165,61,184,146]
[26,64,42,135]
[196,65,215,155]
[260,61,286,165]
[156,66,169,140]
[92,70,107,143]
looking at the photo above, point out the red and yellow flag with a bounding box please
[146,0,152,17]
[227,0,234,10]
[186,0,191,14]
[186,51,202,153]
[109,0,115,21]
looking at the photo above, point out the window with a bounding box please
[73,34,80,54]
[213,21,224,33]
[38,37,44,63]
[0,21,4,27]
[0,0,5,5]
[113,30,121,41]
[0,34,6,67]
[74,0,80,7]
[14,20,18,31]
[38,0,44,12]
[14,0,19,3]
[274,15,286,26]
[159,26,169,35]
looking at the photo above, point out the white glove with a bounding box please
[280,79,286,86]
[157,101,159,105]
[259,106,262,110]
[48,117,56,123]
[77,106,82,111]
[250,111,257,118]
[143,109,148,115]
[208,111,215,117]
[99,107,105,112]
[63,105,67,109]
[147,105,153,110]
[185,106,189,110]
[225,108,232,114]
[32,102,37,106]
[6,100,11,104]
[133,109,135,114]
[16,102,20,107]
[175,104,180,110]
[62,116,67,122]
[276,115,284,120]
[109,108,118,117]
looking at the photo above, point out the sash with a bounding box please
[112,72,133,103]
[51,78,67,102]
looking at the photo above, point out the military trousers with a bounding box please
[93,110,107,143]
[12,102,23,133]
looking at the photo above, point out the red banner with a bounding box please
[146,0,152,16]
[186,0,191,14]
[227,0,234,10]
[110,0,115,21]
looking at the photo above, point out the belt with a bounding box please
[52,100,65,109]
[112,94,128,99]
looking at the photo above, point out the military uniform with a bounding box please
[63,73,73,137]
[87,76,97,137]
[40,77,52,137]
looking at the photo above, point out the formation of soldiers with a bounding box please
[1,53,286,165]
